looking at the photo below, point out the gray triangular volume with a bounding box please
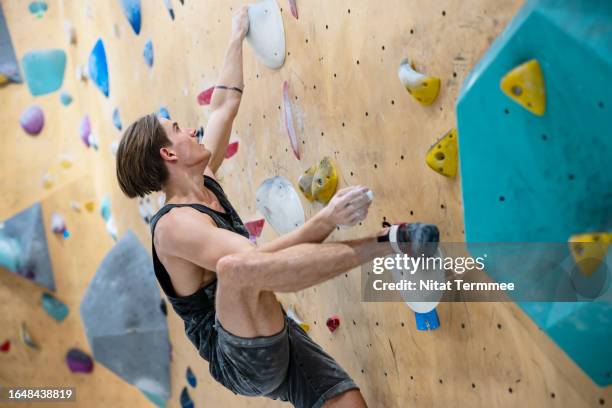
[0,202,55,291]
[0,3,22,82]
[80,230,170,400]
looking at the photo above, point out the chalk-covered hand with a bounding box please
[321,186,373,227]
[231,6,250,41]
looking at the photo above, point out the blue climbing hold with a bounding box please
[158,106,170,120]
[41,292,69,321]
[21,49,66,96]
[28,1,48,18]
[186,367,196,388]
[119,0,142,35]
[415,309,440,331]
[143,40,154,67]
[179,387,193,408]
[112,108,122,130]
[88,39,109,97]
[163,0,174,20]
[60,91,72,106]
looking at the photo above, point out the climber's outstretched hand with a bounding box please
[322,186,373,227]
[231,6,250,41]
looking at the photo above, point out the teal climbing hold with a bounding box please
[100,195,111,222]
[0,234,21,273]
[21,49,66,96]
[88,39,109,97]
[119,0,142,35]
[60,91,72,106]
[179,387,193,408]
[186,367,196,387]
[28,1,48,18]
[143,40,154,67]
[142,390,167,408]
[41,292,69,321]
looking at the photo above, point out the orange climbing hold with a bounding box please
[500,59,546,116]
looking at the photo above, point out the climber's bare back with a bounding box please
[154,208,219,297]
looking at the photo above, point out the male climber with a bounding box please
[116,6,438,408]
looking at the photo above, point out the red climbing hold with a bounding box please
[245,219,265,238]
[288,0,298,19]
[1,340,10,352]
[326,315,340,332]
[225,141,239,159]
[197,86,215,105]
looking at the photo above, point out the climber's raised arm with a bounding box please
[204,6,249,175]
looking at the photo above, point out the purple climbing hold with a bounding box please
[79,115,91,147]
[20,105,44,135]
[66,348,94,373]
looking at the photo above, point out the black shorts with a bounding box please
[210,313,358,408]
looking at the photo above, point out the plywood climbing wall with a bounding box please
[1,0,610,407]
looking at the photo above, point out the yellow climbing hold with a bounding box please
[298,165,317,202]
[311,157,338,204]
[425,129,458,178]
[398,58,441,106]
[41,172,55,189]
[568,232,612,276]
[500,59,546,116]
[84,201,95,213]
[0,74,8,85]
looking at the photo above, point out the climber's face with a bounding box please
[159,118,211,168]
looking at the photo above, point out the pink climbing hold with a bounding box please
[1,340,10,352]
[245,219,265,238]
[225,141,239,159]
[287,0,298,19]
[282,81,300,160]
[326,315,340,332]
[197,86,215,105]
[20,105,45,135]
[79,115,91,147]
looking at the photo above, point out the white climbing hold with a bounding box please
[64,20,77,45]
[50,213,66,234]
[70,201,82,212]
[75,64,88,82]
[110,140,119,156]
[256,176,304,235]
[389,247,445,314]
[246,0,286,69]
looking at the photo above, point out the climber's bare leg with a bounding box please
[215,233,392,338]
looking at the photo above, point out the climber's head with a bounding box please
[116,113,211,198]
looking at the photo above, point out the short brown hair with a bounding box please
[116,113,172,198]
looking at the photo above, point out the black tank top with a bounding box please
[149,175,249,361]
